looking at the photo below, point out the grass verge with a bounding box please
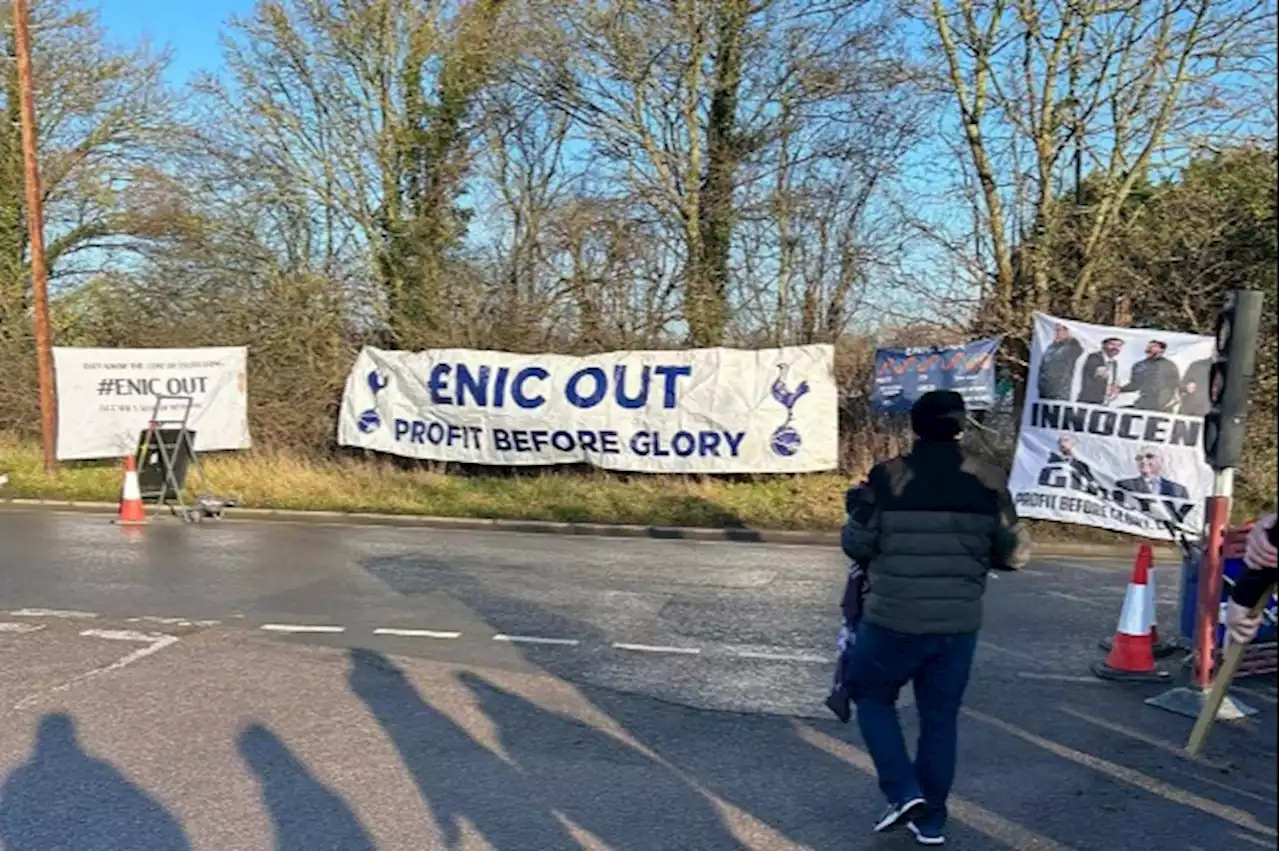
[0,435,848,530]
[2,435,1244,543]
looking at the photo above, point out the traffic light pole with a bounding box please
[1193,469,1233,692]
[1147,289,1263,726]
[13,0,57,474]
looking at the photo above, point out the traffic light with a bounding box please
[1203,289,1264,470]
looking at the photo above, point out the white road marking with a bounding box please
[80,629,168,643]
[612,642,701,656]
[0,622,45,634]
[374,628,462,639]
[734,649,828,664]
[979,640,1042,665]
[492,634,580,646]
[127,616,221,627]
[1016,672,1104,684]
[9,608,96,619]
[260,623,345,634]
[14,632,179,711]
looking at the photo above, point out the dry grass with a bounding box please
[3,433,1263,541]
[0,435,848,530]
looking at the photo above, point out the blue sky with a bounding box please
[93,0,251,83]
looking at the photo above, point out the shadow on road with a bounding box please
[360,548,1280,850]
[348,647,749,850]
[0,713,190,851]
[238,722,376,851]
[349,646,580,849]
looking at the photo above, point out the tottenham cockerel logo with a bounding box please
[769,363,810,457]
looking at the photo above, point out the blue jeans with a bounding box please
[844,622,978,831]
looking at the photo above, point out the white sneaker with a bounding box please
[907,821,946,845]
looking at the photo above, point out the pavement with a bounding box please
[0,508,1274,850]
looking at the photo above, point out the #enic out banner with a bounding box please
[338,345,839,473]
[1008,313,1214,540]
[53,347,251,461]
[870,336,1002,414]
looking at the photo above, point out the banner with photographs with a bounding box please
[1008,313,1215,540]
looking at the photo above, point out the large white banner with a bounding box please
[1009,313,1215,540]
[338,345,838,473]
[53,347,251,461]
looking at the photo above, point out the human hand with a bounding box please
[1245,514,1278,571]
[1226,600,1263,646]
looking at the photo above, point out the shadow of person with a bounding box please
[347,647,576,850]
[455,670,749,851]
[0,713,190,851]
[238,723,376,851]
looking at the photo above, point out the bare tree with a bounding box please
[0,0,177,338]
[197,0,517,348]
[921,0,1276,332]
[537,0,915,346]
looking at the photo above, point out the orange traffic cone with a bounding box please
[1142,549,1180,659]
[1098,543,1181,659]
[1092,550,1169,681]
[115,455,147,526]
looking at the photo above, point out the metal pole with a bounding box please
[1193,468,1233,690]
[12,0,55,474]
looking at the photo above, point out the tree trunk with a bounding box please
[691,0,749,347]
[0,32,25,342]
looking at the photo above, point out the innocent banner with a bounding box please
[1008,313,1214,540]
[337,345,838,473]
[53,347,251,461]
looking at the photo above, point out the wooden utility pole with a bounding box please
[12,0,56,473]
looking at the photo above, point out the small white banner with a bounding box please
[338,345,838,473]
[53,347,251,461]
[1008,313,1215,540]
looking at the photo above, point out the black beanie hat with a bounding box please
[911,390,966,442]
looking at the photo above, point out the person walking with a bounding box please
[841,389,1031,846]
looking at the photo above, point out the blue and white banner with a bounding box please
[870,337,1002,414]
[337,345,839,473]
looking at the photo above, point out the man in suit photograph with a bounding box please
[1033,434,1105,494]
[1077,337,1124,405]
[1120,340,1181,411]
[1178,357,1213,416]
[1037,324,1083,401]
[1116,447,1190,499]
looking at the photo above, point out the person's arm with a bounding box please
[1231,568,1278,609]
[992,485,1032,570]
[1226,516,1278,644]
[841,483,879,564]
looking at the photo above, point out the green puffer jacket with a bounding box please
[842,441,1031,635]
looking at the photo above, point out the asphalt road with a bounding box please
[0,509,1275,850]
